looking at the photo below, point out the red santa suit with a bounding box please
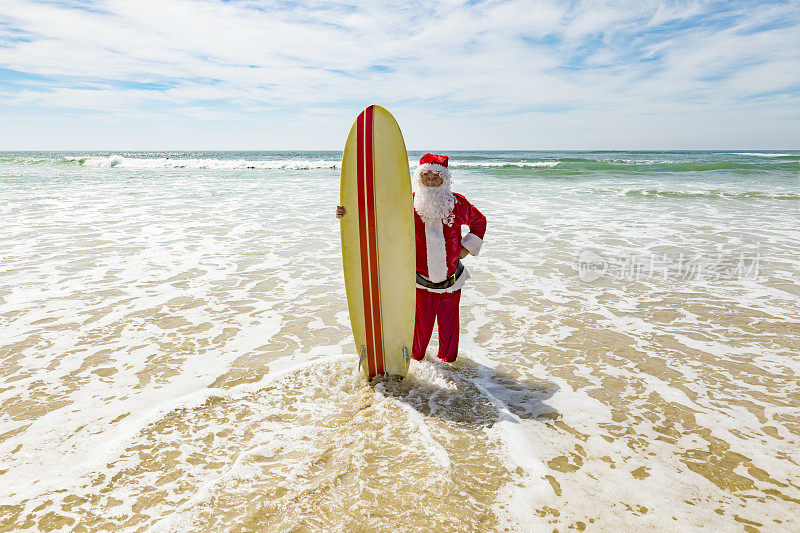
[411,154,486,363]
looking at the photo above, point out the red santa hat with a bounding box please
[415,153,451,181]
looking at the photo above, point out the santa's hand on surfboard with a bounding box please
[337,202,469,257]
[336,205,470,259]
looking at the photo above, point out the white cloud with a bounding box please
[0,0,798,148]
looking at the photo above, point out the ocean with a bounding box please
[1,150,798,531]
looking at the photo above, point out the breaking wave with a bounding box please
[727,152,793,157]
[593,187,800,200]
[1,153,798,173]
[451,161,560,168]
[555,158,799,172]
[73,155,342,170]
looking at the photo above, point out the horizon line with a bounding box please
[2,148,799,152]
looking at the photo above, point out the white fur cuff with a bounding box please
[461,233,483,256]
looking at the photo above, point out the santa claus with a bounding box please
[336,153,486,363]
[408,153,486,362]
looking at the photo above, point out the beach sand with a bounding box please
[1,151,798,531]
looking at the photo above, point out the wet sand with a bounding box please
[1,153,799,531]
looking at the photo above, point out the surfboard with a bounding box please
[340,105,415,379]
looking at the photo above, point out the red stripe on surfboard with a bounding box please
[364,105,385,375]
[356,110,376,376]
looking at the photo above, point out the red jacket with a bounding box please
[414,193,486,285]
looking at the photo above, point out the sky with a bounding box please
[1,0,799,150]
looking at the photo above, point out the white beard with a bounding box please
[414,179,455,227]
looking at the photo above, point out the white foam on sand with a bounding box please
[1,158,799,530]
[0,168,339,507]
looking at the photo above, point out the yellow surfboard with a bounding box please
[340,105,415,378]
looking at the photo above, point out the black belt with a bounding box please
[416,261,464,290]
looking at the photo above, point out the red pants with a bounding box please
[412,288,461,363]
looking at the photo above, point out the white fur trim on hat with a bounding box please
[414,163,451,181]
